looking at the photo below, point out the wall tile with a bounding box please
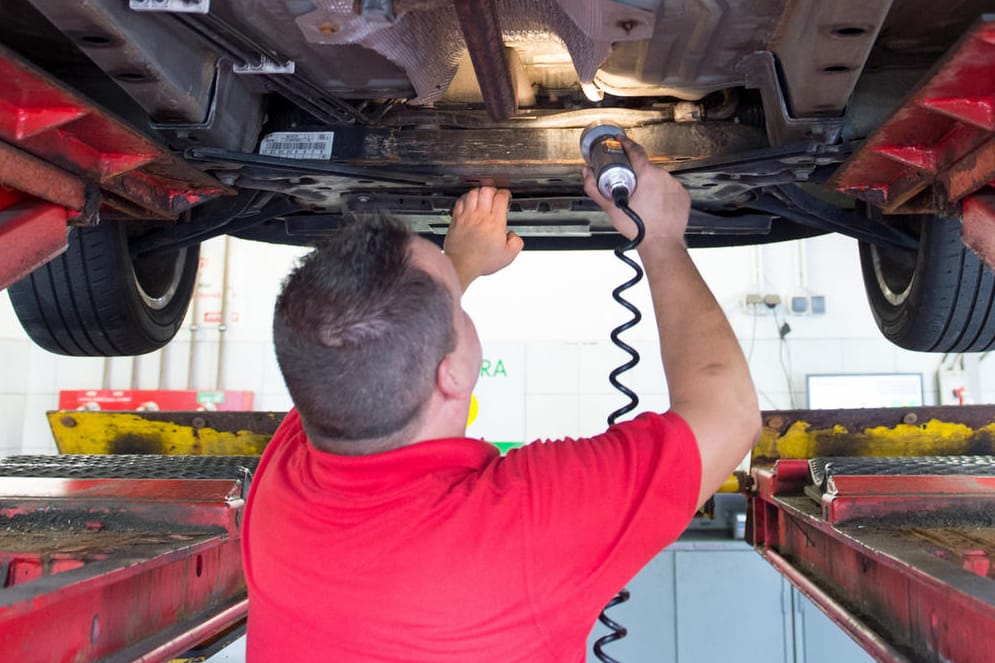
[757,390,794,411]
[254,392,293,412]
[26,346,58,393]
[525,394,580,442]
[51,356,107,390]
[839,338,898,373]
[260,351,286,396]
[21,393,58,454]
[157,340,191,390]
[577,394,646,437]
[104,356,134,389]
[188,340,220,391]
[220,341,266,393]
[747,340,795,398]
[625,340,666,398]
[578,341,624,395]
[131,353,162,390]
[525,342,580,395]
[0,339,31,393]
[0,394,26,455]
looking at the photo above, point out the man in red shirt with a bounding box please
[242,138,761,661]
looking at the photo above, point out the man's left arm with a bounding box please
[444,186,524,291]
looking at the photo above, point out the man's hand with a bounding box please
[582,137,690,246]
[444,187,524,291]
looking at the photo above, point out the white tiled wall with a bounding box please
[1,232,991,453]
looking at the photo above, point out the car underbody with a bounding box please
[1,0,994,355]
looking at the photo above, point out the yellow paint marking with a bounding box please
[754,418,995,462]
[47,411,274,455]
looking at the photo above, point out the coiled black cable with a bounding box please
[594,588,632,662]
[593,190,645,663]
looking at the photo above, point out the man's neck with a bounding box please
[305,407,468,457]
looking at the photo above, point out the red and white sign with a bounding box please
[58,389,254,411]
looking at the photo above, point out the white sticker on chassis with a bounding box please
[258,132,334,160]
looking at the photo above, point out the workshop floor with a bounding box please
[210,636,246,661]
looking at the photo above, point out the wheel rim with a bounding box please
[868,218,920,307]
[132,248,189,311]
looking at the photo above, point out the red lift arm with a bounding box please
[747,406,995,663]
[833,15,995,268]
[0,43,228,290]
[0,455,253,662]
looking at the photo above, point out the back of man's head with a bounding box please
[273,215,455,446]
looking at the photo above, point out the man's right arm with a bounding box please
[583,138,761,508]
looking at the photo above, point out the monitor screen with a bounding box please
[806,373,924,409]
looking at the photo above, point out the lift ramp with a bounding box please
[0,405,990,661]
[749,406,995,663]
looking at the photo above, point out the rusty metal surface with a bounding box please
[0,470,247,662]
[0,454,259,479]
[833,15,995,214]
[0,527,217,558]
[810,455,995,487]
[941,135,995,202]
[820,472,995,526]
[453,0,518,121]
[0,42,229,222]
[748,405,995,663]
[750,462,995,663]
[48,410,283,455]
[0,141,86,211]
[0,201,67,291]
[962,193,995,269]
[755,405,995,465]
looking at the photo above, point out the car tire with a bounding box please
[8,222,199,356]
[859,213,995,352]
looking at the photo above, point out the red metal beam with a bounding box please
[817,473,995,531]
[763,549,914,663]
[0,201,68,290]
[129,599,248,662]
[833,15,995,215]
[0,141,86,211]
[0,474,247,661]
[0,537,246,662]
[943,136,995,201]
[962,193,995,267]
[0,42,229,221]
[749,461,995,663]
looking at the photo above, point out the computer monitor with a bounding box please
[806,373,924,409]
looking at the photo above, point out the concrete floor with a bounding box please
[208,635,246,661]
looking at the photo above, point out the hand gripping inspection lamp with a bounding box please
[579,123,637,205]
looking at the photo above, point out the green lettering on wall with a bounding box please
[480,358,507,378]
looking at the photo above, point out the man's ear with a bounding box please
[436,354,464,399]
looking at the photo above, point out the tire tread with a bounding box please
[7,224,197,357]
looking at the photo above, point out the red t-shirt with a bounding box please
[242,409,700,662]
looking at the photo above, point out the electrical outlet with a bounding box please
[787,294,827,316]
[744,293,781,315]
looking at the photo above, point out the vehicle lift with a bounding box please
[0,406,993,662]
[1,13,995,663]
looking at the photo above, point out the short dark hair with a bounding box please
[273,216,455,443]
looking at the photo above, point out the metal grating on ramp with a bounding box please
[809,455,995,490]
[0,454,259,480]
